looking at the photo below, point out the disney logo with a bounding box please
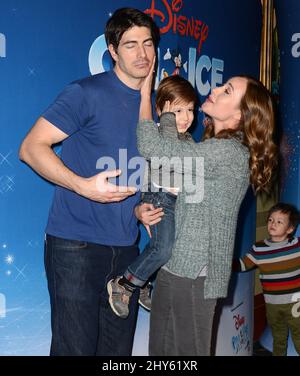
[145,0,209,54]
[233,314,245,330]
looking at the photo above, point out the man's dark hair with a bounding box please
[105,7,160,52]
[268,202,300,236]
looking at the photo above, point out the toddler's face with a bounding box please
[169,99,195,133]
[267,210,294,242]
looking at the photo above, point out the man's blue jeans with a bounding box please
[44,234,139,356]
[124,191,176,287]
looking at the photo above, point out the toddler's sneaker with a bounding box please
[107,277,133,319]
[138,283,152,311]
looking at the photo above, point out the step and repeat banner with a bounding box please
[260,0,300,356]
[0,0,261,355]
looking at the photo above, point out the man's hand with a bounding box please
[135,202,164,237]
[19,118,137,204]
[76,169,137,203]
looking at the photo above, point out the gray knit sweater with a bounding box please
[142,122,194,191]
[137,113,250,299]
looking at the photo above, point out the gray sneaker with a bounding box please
[107,277,132,319]
[138,283,152,311]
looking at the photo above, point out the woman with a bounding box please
[137,66,277,356]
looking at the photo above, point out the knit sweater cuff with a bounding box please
[204,274,230,299]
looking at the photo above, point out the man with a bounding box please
[19,8,162,356]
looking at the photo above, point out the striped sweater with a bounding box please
[239,237,300,304]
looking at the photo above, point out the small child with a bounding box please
[107,75,198,318]
[234,202,300,356]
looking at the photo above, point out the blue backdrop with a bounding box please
[275,0,300,205]
[0,0,261,355]
[260,0,300,356]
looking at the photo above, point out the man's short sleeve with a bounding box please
[42,83,89,136]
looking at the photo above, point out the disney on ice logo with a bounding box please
[0,33,6,58]
[291,33,300,58]
[145,0,209,54]
[231,313,250,354]
[88,1,222,97]
[88,36,223,97]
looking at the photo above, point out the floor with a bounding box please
[252,341,272,356]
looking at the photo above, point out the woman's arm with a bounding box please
[139,58,155,121]
[138,60,200,174]
[137,115,200,160]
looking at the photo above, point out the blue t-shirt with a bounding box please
[43,70,145,246]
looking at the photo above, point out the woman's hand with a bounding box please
[135,202,164,238]
[140,56,156,99]
[139,57,156,121]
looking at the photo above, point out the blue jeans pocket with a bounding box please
[49,235,88,250]
[142,191,176,209]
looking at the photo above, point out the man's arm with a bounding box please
[19,117,137,203]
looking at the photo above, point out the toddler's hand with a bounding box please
[162,100,171,113]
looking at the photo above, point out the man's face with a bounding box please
[109,26,156,88]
